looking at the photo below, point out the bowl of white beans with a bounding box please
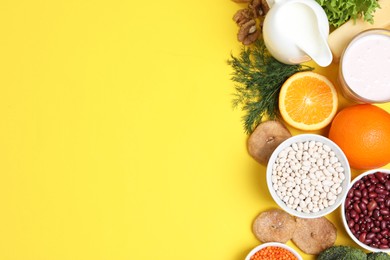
[266,134,351,218]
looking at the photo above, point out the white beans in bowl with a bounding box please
[267,134,351,218]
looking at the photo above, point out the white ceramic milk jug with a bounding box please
[263,0,332,67]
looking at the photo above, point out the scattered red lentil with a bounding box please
[250,246,298,260]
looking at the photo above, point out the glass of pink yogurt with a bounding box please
[339,29,390,103]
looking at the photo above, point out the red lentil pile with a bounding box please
[250,246,298,260]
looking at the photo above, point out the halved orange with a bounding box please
[279,72,338,131]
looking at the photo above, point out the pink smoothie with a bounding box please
[341,32,390,102]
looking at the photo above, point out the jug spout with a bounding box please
[297,35,333,67]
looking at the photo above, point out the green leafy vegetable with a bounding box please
[317,245,367,260]
[227,40,313,134]
[315,0,381,27]
[367,252,390,260]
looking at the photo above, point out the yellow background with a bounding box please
[0,0,389,259]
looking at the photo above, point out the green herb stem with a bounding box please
[228,40,314,134]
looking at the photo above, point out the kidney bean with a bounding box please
[369,185,376,192]
[369,192,378,198]
[365,239,373,244]
[362,197,369,204]
[376,197,385,203]
[381,208,390,215]
[384,215,390,221]
[367,200,378,211]
[360,202,367,211]
[381,230,389,237]
[365,223,371,231]
[382,238,388,245]
[377,183,386,190]
[355,190,362,197]
[348,189,354,198]
[376,188,386,195]
[348,220,355,229]
[375,172,386,183]
[372,227,381,233]
[362,188,368,198]
[371,243,379,248]
[373,209,381,219]
[386,199,390,208]
[353,216,359,224]
[375,220,381,227]
[354,223,360,232]
[371,177,379,184]
[345,197,351,208]
[359,232,367,243]
[385,180,390,191]
[380,244,390,249]
[368,222,374,230]
[381,220,387,230]
[377,234,383,240]
[367,232,376,240]
[354,202,362,213]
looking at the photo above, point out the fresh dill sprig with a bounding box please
[228,40,314,134]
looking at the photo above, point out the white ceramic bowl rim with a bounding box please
[341,168,390,252]
[245,242,302,260]
[266,134,351,218]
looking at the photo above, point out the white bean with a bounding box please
[330,156,338,164]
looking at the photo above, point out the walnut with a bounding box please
[261,0,271,14]
[233,8,254,26]
[237,19,260,45]
[249,0,263,17]
[232,0,267,45]
[249,0,271,17]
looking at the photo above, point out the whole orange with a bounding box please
[328,104,390,170]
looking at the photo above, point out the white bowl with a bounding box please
[341,169,390,252]
[266,134,351,218]
[245,242,302,260]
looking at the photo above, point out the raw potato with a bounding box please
[247,120,292,165]
[292,217,337,255]
[252,209,296,243]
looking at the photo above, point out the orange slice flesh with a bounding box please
[279,72,338,131]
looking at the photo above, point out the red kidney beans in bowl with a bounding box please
[345,171,390,250]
